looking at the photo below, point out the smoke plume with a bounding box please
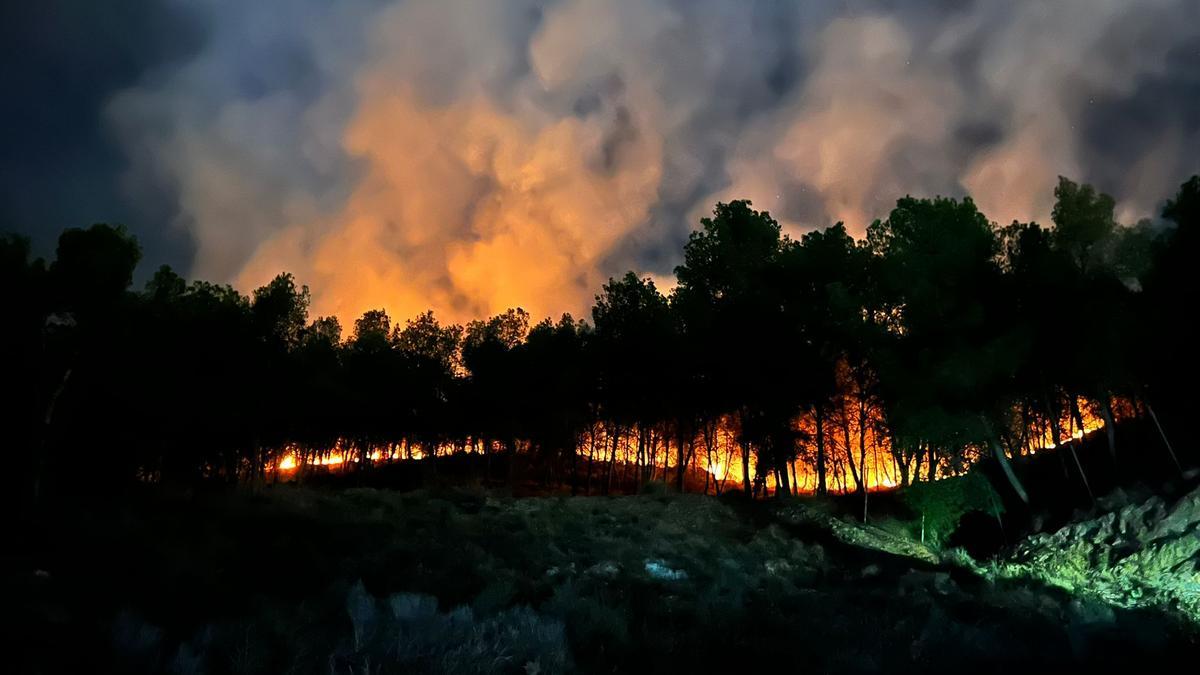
[108,0,1200,324]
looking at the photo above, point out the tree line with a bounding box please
[5,176,1198,507]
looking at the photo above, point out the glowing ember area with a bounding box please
[267,379,1128,494]
[1021,397,1128,455]
[270,394,1125,494]
[275,450,356,472]
[273,440,460,474]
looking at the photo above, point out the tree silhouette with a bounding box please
[7,176,1199,504]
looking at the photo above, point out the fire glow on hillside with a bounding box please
[272,396,1120,495]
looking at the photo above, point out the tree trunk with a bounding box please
[569,434,579,496]
[675,425,687,492]
[740,439,752,498]
[858,396,869,521]
[584,429,594,495]
[1046,394,1093,501]
[1068,442,1095,503]
[1069,395,1088,443]
[685,437,697,482]
[775,437,791,498]
[895,437,910,487]
[862,479,869,523]
[815,404,828,495]
[842,413,863,495]
[1018,402,1031,456]
[983,416,1029,504]
[603,425,618,495]
[635,425,645,487]
[703,420,717,495]
[1044,392,1065,450]
[1145,399,1183,473]
[1098,394,1117,462]
[653,429,662,483]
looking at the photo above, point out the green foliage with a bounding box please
[901,471,1004,547]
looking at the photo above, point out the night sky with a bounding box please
[4,0,1199,324]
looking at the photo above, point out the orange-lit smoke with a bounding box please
[233,0,668,327]
[109,0,1199,327]
[237,87,662,325]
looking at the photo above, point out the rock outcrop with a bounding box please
[1002,486,1200,622]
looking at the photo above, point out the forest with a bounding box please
[8,175,1200,673]
[6,175,1198,510]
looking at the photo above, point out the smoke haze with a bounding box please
[9,0,1200,324]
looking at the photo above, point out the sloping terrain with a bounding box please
[1000,485,1200,624]
[9,487,1198,674]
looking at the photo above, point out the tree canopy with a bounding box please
[6,175,1199,506]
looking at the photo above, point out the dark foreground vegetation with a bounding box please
[9,484,1199,674]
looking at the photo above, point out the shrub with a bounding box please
[901,471,1004,547]
[338,583,571,674]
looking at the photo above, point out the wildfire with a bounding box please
[706,458,726,479]
[275,451,349,471]
[268,396,1125,495]
[273,440,444,474]
[1025,401,1110,454]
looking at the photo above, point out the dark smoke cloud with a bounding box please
[4,0,1199,323]
[0,1,204,268]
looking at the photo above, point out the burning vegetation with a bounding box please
[268,392,1118,497]
[8,175,1199,509]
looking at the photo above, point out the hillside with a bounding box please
[9,485,1198,673]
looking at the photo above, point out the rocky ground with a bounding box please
[999,483,1200,624]
[8,485,1199,673]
